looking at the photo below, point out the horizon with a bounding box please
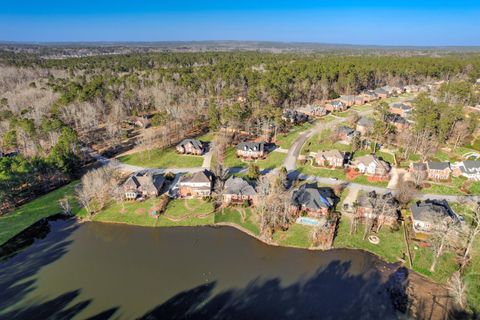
[2,1,480,46]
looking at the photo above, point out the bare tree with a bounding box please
[430,218,461,272]
[58,195,72,216]
[449,121,470,150]
[460,201,480,270]
[447,271,467,310]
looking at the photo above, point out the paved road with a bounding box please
[283,110,373,171]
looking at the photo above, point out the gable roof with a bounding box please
[336,126,355,135]
[411,199,456,224]
[224,176,257,196]
[357,117,375,128]
[124,171,165,193]
[180,170,213,184]
[293,184,336,211]
[339,95,355,102]
[426,161,451,171]
[177,139,203,150]
[237,141,265,152]
[317,149,345,159]
[386,113,408,124]
[354,154,390,171]
[411,162,427,171]
[391,103,412,111]
[459,160,480,174]
[374,88,388,95]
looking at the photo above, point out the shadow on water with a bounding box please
[0,217,119,320]
[140,260,408,320]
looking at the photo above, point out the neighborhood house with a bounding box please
[326,100,347,112]
[385,113,409,131]
[335,126,358,143]
[454,160,480,181]
[296,104,327,118]
[353,154,391,178]
[356,117,375,135]
[292,184,337,218]
[411,199,459,233]
[176,139,204,155]
[389,103,412,117]
[236,141,266,159]
[339,95,356,107]
[223,176,257,205]
[426,161,451,180]
[123,171,165,200]
[178,170,213,198]
[315,150,345,168]
[355,191,399,225]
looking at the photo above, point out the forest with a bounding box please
[1,49,480,212]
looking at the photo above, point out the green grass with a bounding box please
[353,150,395,164]
[214,207,260,235]
[197,132,216,142]
[297,165,347,180]
[0,181,82,246]
[223,147,247,168]
[272,223,313,248]
[118,148,204,168]
[334,217,407,263]
[410,245,458,283]
[352,175,389,187]
[302,133,352,155]
[256,152,286,170]
[93,198,214,227]
[468,182,480,194]
[421,177,466,196]
[276,122,314,149]
[351,103,373,112]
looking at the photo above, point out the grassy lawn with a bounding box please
[196,132,216,142]
[351,103,373,112]
[256,152,286,170]
[297,164,347,180]
[223,147,247,168]
[272,223,313,248]
[118,148,204,168]
[321,115,338,122]
[276,122,314,149]
[94,198,214,227]
[352,175,389,188]
[0,181,82,246]
[302,132,352,155]
[353,150,395,164]
[335,110,354,118]
[410,245,458,283]
[421,177,466,196]
[214,207,260,235]
[334,217,407,263]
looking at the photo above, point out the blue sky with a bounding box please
[1,1,480,45]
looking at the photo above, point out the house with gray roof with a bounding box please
[292,184,337,218]
[454,160,480,181]
[374,88,389,99]
[335,126,359,142]
[356,117,375,135]
[355,191,399,225]
[389,103,412,117]
[176,139,204,155]
[339,95,356,107]
[236,141,266,159]
[411,199,459,233]
[296,104,327,118]
[123,171,165,200]
[223,176,257,205]
[426,161,451,180]
[326,100,347,112]
[352,154,391,178]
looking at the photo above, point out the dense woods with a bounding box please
[1,50,480,211]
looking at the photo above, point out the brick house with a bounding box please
[335,126,359,143]
[362,91,378,102]
[223,176,257,205]
[409,162,428,180]
[236,142,266,159]
[354,95,366,105]
[176,139,204,155]
[178,170,213,198]
[123,171,165,200]
[315,150,345,168]
[389,103,412,117]
[426,162,451,180]
[356,117,375,135]
[339,95,356,107]
[297,103,328,117]
[385,113,409,131]
[374,88,389,99]
[292,184,337,218]
[355,191,399,225]
[352,154,391,178]
[282,109,309,124]
[325,100,347,112]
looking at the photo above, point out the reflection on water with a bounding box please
[0,219,404,319]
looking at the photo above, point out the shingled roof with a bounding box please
[237,141,265,152]
[292,184,336,211]
[224,176,256,196]
[177,138,203,150]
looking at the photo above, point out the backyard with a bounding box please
[118,147,204,168]
[275,121,315,149]
[214,207,260,235]
[0,181,81,246]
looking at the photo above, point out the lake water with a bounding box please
[0,218,406,320]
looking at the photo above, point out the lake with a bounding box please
[0,218,407,320]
